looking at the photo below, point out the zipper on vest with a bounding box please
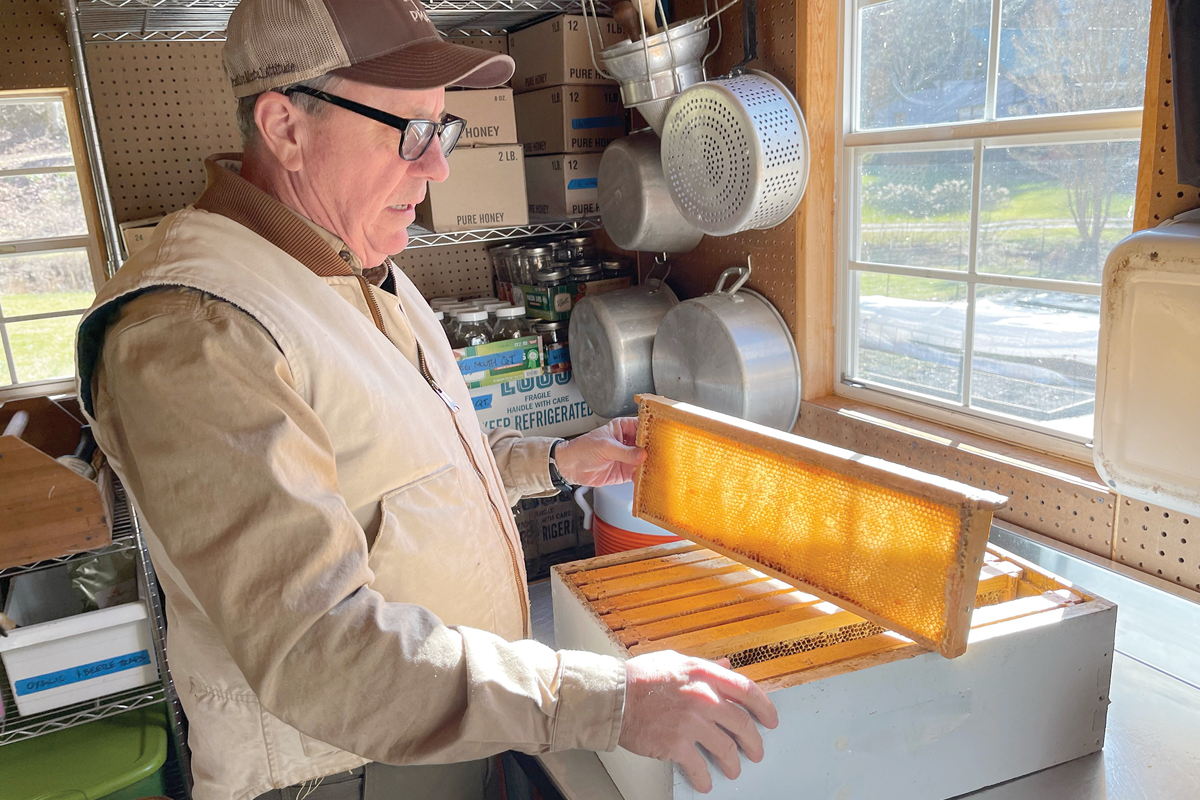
[358,276,529,638]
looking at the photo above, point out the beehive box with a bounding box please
[552,542,1116,800]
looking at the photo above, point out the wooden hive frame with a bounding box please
[553,540,1097,690]
[631,395,1008,657]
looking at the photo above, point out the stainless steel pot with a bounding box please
[652,261,801,429]
[598,132,705,254]
[570,277,679,418]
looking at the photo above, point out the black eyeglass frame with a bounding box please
[284,85,466,162]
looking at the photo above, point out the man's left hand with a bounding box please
[554,417,646,487]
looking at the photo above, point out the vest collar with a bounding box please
[196,154,355,279]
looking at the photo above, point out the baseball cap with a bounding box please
[224,0,516,98]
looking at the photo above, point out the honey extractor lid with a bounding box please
[631,395,1008,658]
[1094,211,1200,516]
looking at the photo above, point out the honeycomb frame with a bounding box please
[631,395,1008,658]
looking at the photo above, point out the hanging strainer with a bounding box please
[659,0,809,235]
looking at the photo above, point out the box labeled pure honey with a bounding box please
[508,15,625,93]
[415,145,529,232]
[515,85,625,155]
[524,153,602,218]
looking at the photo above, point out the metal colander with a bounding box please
[660,69,809,236]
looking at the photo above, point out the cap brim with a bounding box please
[332,39,515,90]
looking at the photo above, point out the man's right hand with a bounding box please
[618,651,780,793]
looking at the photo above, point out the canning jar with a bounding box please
[568,261,601,283]
[536,320,571,374]
[561,235,595,262]
[454,310,493,348]
[493,306,528,340]
[535,266,570,287]
[518,246,555,285]
[599,260,629,281]
[489,244,519,284]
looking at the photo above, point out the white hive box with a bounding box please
[552,541,1116,800]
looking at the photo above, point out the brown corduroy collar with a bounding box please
[195,154,354,279]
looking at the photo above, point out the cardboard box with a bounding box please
[524,153,603,218]
[452,335,543,389]
[470,370,608,439]
[514,276,632,321]
[415,145,529,233]
[508,15,626,93]
[118,216,163,257]
[444,88,518,147]
[516,85,625,155]
[515,492,594,581]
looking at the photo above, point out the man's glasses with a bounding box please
[285,86,466,162]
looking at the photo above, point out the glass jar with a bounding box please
[489,244,519,284]
[568,261,601,283]
[536,320,571,374]
[493,306,528,340]
[561,235,595,262]
[535,266,570,287]
[454,310,493,348]
[599,259,628,281]
[429,297,460,311]
[518,246,555,285]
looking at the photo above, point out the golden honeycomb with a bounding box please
[632,396,1006,657]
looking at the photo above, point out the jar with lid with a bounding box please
[489,244,519,284]
[568,261,600,283]
[561,235,595,262]
[536,320,571,374]
[454,310,493,348]
[599,259,629,281]
[493,305,528,340]
[518,246,554,285]
[535,265,570,287]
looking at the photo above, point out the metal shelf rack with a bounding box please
[405,215,603,249]
[0,480,190,795]
[74,0,613,41]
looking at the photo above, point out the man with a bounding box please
[75,1,777,798]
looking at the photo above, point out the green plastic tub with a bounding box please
[0,705,168,800]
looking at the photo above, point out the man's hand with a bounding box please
[619,651,779,793]
[554,417,646,486]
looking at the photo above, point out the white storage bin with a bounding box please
[0,601,159,716]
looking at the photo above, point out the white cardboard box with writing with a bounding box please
[524,153,602,218]
[470,371,607,439]
[508,15,625,93]
[515,85,625,155]
[444,88,518,147]
[415,144,529,233]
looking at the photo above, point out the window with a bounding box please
[0,92,101,396]
[839,0,1150,457]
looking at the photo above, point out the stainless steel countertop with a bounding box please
[530,525,1200,799]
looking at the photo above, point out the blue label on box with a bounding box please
[567,178,598,190]
[473,394,493,411]
[458,350,526,375]
[572,116,623,130]
[15,650,152,696]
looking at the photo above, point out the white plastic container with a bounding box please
[0,602,159,715]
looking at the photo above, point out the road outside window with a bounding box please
[841,0,1150,451]
[0,93,98,392]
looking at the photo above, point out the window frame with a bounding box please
[0,87,107,401]
[834,0,1146,464]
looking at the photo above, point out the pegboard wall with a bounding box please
[1135,0,1200,229]
[393,242,497,299]
[0,0,73,91]
[85,41,239,223]
[1115,498,1200,592]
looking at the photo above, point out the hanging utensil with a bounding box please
[598,131,705,253]
[658,0,810,236]
[652,256,801,430]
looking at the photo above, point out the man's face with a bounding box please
[296,80,449,266]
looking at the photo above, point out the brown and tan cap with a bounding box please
[224,0,515,98]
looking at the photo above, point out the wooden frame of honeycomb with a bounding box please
[630,395,1009,658]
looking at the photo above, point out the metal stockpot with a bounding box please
[599,132,704,254]
[570,277,679,418]
[652,261,801,430]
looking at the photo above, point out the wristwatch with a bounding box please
[548,438,573,494]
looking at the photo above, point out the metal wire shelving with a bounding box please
[75,0,613,41]
[405,215,603,249]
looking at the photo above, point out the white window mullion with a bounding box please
[0,314,17,387]
[961,138,985,408]
[985,0,1004,122]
